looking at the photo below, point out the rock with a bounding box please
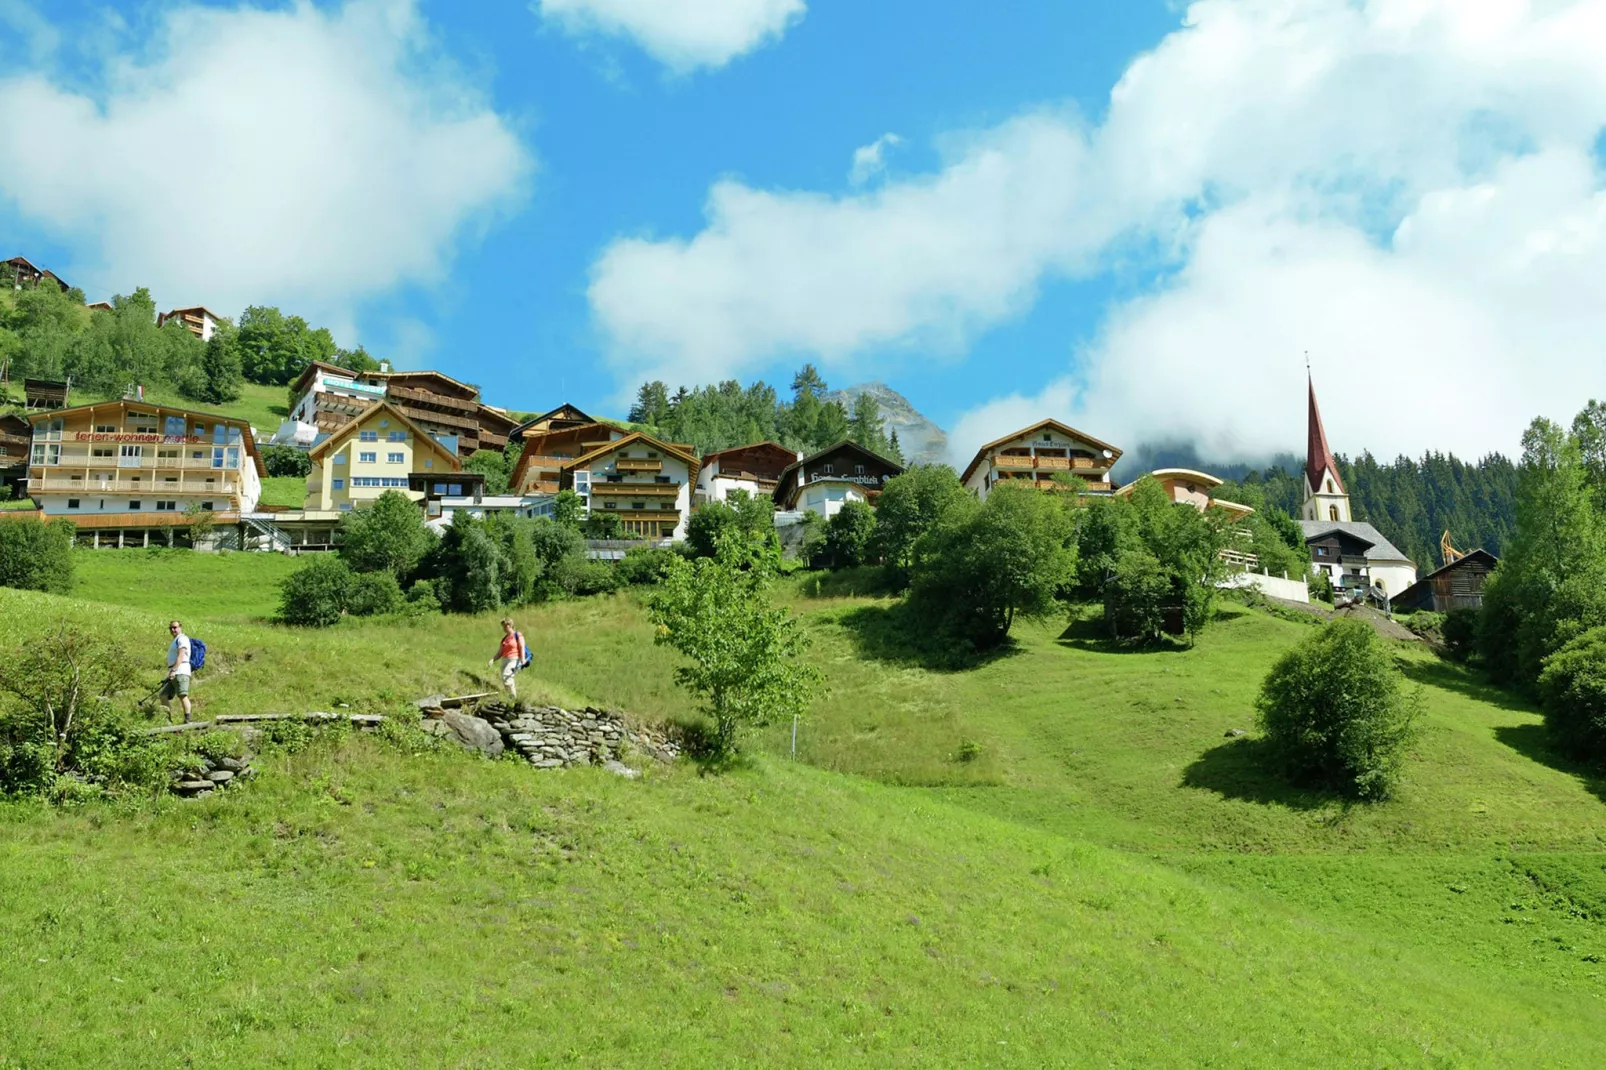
[1224,728,1247,738]
[219,757,247,772]
[421,719,449,738]
[534,758,563,768]
[603,760,640,780]
[441,712,505,758]
[415,695,445,710]
[174,780,213,793]
[206,770,235,783]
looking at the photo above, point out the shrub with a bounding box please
[0,623,160,798]
[550,556,621,597]
[406,578,444,612]
[582,512,625,539]
[1537,625,1606,765]
[431,511,502,613]
[875,465,968,587]
[261,445,312,478]
[0,516,74,593]
[346,570,404,617]
[686,491,777,561]
[618,545,680,586]
[1255,619,1421,800]
[278,555,354,626]
[822,501,878,569]
[1441,609,1479,661]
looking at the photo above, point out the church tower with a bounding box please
[1301,374,1351,523]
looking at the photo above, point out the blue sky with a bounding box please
[4,1,1606,464]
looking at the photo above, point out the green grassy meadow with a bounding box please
[2,550,1605,1065]
[72,382,292,437]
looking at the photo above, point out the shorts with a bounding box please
[162,675,191,699]
[499,657,520,685]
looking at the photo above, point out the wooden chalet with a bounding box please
[961,419,1121,499]
[696,441,800,505]
[563,431,700,540]
[4,256,70,293]
[0,412,31,490]
[510,422,627,495]
[1393,549,1498,613]
[157,306,223,341]
[772,440,905,516]
[510,403,597,444]
[282,364,513,458]
[24,379,70,411]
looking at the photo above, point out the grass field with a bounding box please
[2,551,1605,1065]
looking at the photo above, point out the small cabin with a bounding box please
[1393,550,1499,613]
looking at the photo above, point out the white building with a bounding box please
[695,441,801,506]
[566,432,698,541]
[157,307,223,342]
[960,419,1121,500]
[772,440,905,520]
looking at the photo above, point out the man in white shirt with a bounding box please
[163,620,193,723]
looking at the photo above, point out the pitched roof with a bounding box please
[960,419,1123,484]
[1306,374,1344,495]
[307,400,463,471]
[565,430,698,476]
[1298,519,1413,564]
[379,369,480,399]
[778,439,906,481]
[512,403,597,438]
[702,440,799,464]
[1393,549,1499,607]
[160,306,223,322]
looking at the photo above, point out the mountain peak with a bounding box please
[822,381,948,465]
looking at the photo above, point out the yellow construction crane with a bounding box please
[1441,530,1465,567]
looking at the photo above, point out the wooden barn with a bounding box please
[1393,549,1498,613]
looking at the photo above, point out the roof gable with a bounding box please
[567,431,699,476]
[307,400,463,470]
[513,403,597,437]
[960,419,1122,484]
[1306,375,1345,495]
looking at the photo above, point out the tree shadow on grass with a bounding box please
[835,603,1023,672]
[268,403,289,418]
[1493,723,1606,805]
[1055,616,1189,655]
[1399,658,1536,714]
[1180,736,1331,811]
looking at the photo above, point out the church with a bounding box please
[1296,377,1418,599]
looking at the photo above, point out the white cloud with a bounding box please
[588,0,1606,462]
[536,0,805,73]
[0,0,531,338]
[849,132,903,186]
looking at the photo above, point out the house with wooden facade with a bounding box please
[1392,549,1498,613]
[772,441,904,518]
[960,419,1121,500]
[696,442,801,506]
[303,401,461,513]
[3,256,70,293]
[509,422,628,496]
[274,363,516,458]
[1,412,32,494]
[24,378,70,411]
[157,306,223,342]
[510,404,598,444]
[24,399,264,547]
[560,431,699,540]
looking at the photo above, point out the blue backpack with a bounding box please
[516,632,531,670]
[189,638,207,672]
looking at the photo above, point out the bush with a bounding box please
[431,511,502,613]
[1103,549,1173,643]
[1441,608,1478,662]
[278,555,354,626]
[261,445,312,479]
[405,578,444,612]
[822,501,878,569]
[0,516,74,593]
[339,490,435,576]
[550,556,621,597]
[0,623,162,799]
[686,491,777,561]
[346,570,404,617]
[1255,619,1421,800]
[618,545,680,586]
[1537,625,1606,765]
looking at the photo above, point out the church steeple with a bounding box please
[1302,373,1351,523]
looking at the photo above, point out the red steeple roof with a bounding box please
[1306,374,1344,496]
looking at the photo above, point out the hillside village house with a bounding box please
[1393,548,1498,613]
[1114,468,1254,518]
[556,432,699,540]
[510,419,627,496]
[157,306,223,342]
[274,362,517,457]
[3,256,69,292]
[772,440,905,518]
[509,403,599,443]
[303,401,461,512]
[1,413,32,494]
[25,399,264,547]
[961,419,1121,500]
[695,442,801,506]
[24,378,70,411]
[1298,377,1417,597]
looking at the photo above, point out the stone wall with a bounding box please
[428,701,681,769]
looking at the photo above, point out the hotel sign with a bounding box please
[808,472,884,486]
[68,433,219,445]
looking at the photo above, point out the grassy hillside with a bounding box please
[2,554,1605,1064]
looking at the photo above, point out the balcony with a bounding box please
[1035,455,1071,470]
[386,385,482,417]
[994,454,1035,469]
[1070,457,1105,471]
[391,402,480,434]
[590,481,680,498]
[616,458,663,472]
[33,475,241,496]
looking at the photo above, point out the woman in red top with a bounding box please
[489,618,527,701]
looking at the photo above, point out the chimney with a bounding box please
[379,360,392,373]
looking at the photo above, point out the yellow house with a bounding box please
[305,401,461,512]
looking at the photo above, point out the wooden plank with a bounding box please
[137,720,214,736]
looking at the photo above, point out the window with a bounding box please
[633,501,645,510]
[660,502,675,510]
[654,475,671,484]
[379,420,389,428]
[433,483,447,494]
[200,502,214,512]
[193,424,206,437]
[854,464,865,475]
[156,500,177,512]
[604,501,616,509]
[334,455,346,465]
[191,450,205,460]
[359,452,377,464]
[67,498,80,509]
[95,424,117,434]
[339,504,352,512]
[388,431,406,442]
[0,446,7,456]
[606,474,623,483]
[1329,505,1340,521]
[647,451,659,459]
[1042,433,1052,442]
[128,500,141,510]
[211,448,226,469]
[1316,547,1329,557]
[359,431,378,442]
[91,447,114,458]
[31,443,60,465]
[225,447,239,470]
[163,476,177,486]
[164,416,185,438]
[387,452,404,464]
[332,478,346,491]
[449,483,462,495]
[424,459,433,469]
[823,463,834,475]
[157,449,178,459]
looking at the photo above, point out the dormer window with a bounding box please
[823,463,834,475]
[854,464,865,475]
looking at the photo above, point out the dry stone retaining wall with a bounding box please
[430,701,681,769]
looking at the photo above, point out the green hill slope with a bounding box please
[2,562,1605,1065]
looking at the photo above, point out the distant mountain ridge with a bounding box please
[824,381,948,465]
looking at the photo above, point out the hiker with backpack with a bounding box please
[162,619,198,722]
[489,618,529,702]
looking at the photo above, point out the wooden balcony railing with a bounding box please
[33,475,241,495]
[392,403,480,434]
[590,481,680,498]
[1035,455,1071,470]
[1070,457,1103,471]
[994,455,1035,469]
[616,458,663,472]
[386,385,481,416]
